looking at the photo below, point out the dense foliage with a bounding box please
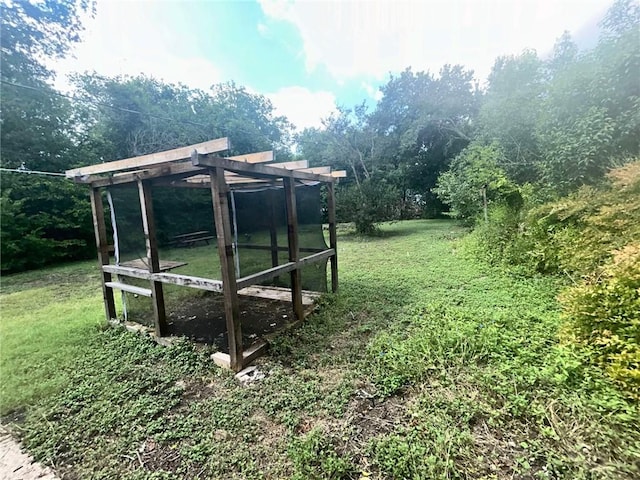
[467,161,640,398]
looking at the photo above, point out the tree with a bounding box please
[536,1,640,192]
[435,142,520,222]
[73,75,293,161]
[1,0,95,272]
[370,66,480,216]
[477,50,545,183]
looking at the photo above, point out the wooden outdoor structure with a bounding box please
[66,138,345,371]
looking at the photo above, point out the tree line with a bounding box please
[1,0,638,272]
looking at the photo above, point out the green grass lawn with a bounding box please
[1,220,638,479]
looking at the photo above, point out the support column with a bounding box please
[90,187,116,320]
[269,187,280,280]
[327,182,338,293]
[284,177,304,321]
[137,180,167,337]
[210,167,243,371]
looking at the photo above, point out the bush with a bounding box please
[336,178,400,234]
[560,244,640,399]
[435,142,521,222]
[465,160,640,398]
[0,176,95,273]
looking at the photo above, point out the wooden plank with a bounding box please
[228,150,274,163]
[185,161,310,186]
[236,244,324,253]
[299,166,331,174]
[235,249,335,290]
[210,167,243,371]
[105,282,152,297]
[103,265,223,292]
[331,170,347,178]
[242,339,268,366]
[213,340,270,370]
[327,183,338,293]
[269,188,279,272]
[237,285,318,306]
[236,262,296,290]
[85,151,277,187]
[90,162,207,187]
[284,177,304,320]
[193,154,336,183]
[119,259,187,271]
[89,188,116,320]
[138,180,167,337]
[66,137,230,177]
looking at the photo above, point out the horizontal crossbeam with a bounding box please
[66,137,231,178]
[192,153,336,183]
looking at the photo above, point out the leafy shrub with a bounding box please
[336,177,400,234]
[0,177,95,273]
[435,142,522,222]
[560,244,640,399]
[465,160,640,398]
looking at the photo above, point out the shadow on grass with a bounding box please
[337,219,462,242]
[269,278,413,366]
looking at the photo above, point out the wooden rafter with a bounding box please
[66,137,231,178]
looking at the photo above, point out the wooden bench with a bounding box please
[170,231,215,248]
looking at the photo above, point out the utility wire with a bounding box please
[1,79,211,128]
[0,167,66,177]
[1,79,283,147]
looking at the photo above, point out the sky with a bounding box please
[51,0,613,132]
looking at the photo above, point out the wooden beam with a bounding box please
[103,265,223,292]
[236,262,296,290]
[269,188,280,274]
[105,282,152,297]
[284,177,304,320]
[104,249,333,295]
[210,167,243,371]
[181,160,311,186]
[83,151,278,187]
[331,170,347,178]
[228,150,274,164]
[242,340,268,366]
[89,162,207,187]
[192,154,335,183]
[138,180,167,337]
[299,166,331,174]
[327,182,338,293]
[67,137,230,178]
[236,244,324,253]
[89,188,116,320]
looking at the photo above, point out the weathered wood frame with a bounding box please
[73,140,341,372]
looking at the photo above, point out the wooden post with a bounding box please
[210,167,243,371]
[269,187,280,277]
[284,177,304,321]
[89,187,116,320]
[327,182,338,293]
[137,180,167,337]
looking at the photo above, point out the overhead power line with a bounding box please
[0,79,283,146]
[1,79,210,128]
[1,166,66,177]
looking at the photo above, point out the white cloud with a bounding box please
[362,82,383,102]
[50,1,221,92]
[259,0,611,82]
[266,86,337,130]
